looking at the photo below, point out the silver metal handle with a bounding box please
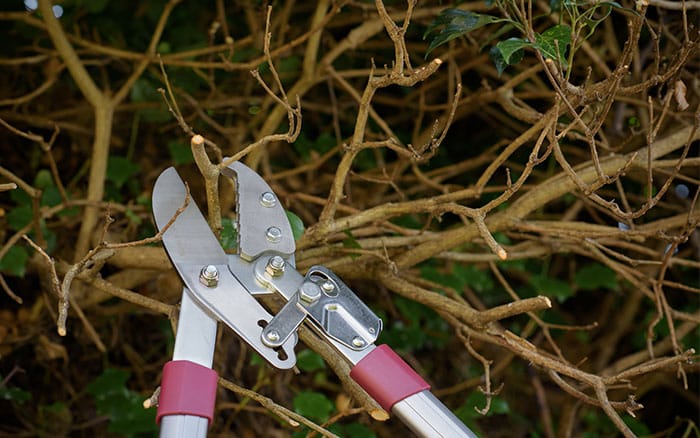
[393,390,478,438]
[159,290,218,438]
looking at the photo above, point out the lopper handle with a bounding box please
[158,291,218,438]
[350,344,478,438]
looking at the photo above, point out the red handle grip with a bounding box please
[349,344,431,411]
[156,360,218,425]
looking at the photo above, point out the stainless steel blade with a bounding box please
[153,167,227,266]
[222,161,295,261]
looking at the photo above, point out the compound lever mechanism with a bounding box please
[151,161,477,438]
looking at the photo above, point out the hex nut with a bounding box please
[199,265,219,287]
[265,255,286,277]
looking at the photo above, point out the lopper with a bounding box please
[151,161,477,437]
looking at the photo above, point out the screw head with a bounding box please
[352,336,366,348]
[299,282,321,304]
[260,192,277,207]
[265,255,286,276]
[199,265,219,287]
[266,226,282,243]
[265,330,280,342]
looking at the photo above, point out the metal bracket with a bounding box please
[259,265,382,351]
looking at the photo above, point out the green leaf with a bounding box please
[574,264,617,291]
[285,210,305,241]
[342,230,362,250]
[296,349,326,372]
[529,274,574,303]
[86,368,157,436]
[157,41,171,55]
[534,25,571,67]
[424,9,502,56]
[293,391,335,422]
[0,245,29,277]
[106,156,140,188]
[496,37,530,66]
[0,381,31,403]
[343,422,377,438]
[167,140,194,165]
[421,265,462,291]
[6,205,33,231]
[34,169,54,190]
[220,218,237,251]
[41,186,62,207]
[10,188,31,205]
[454,265,494,293]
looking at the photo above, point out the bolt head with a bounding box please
[299,282,321,304]
[199,265,219,287]
[266,226,282,243]
[260,192,277,207]
[265,330,280,342]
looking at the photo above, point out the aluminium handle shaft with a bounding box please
[350,345,477,437]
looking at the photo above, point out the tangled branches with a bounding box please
[0,0,698,436]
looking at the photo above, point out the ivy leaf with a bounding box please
[41,186,62,207]
[0,245,29,277]
[6,205,33,231]
[424,9,502,56]
[529,274,574,303]
[285,210,305,241]
[293,391,335,422]
[496,37,530,66]
[574,264,618,291]
[534,25,571,67]
[34,169,54,190]
[106,156,140,188]
[86,368,157,436]
[296,349,326,372]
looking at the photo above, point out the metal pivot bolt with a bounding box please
[260,192,277,207]
[199,265,219,287]
[299,282,321,305]
[266,226,282,243]
[265,255,286,276]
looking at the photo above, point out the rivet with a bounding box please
[260,192,277,207]
[266,226,282,243]
[352,336,366,347]
[265,330,280,342]
[321,280,337,296]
